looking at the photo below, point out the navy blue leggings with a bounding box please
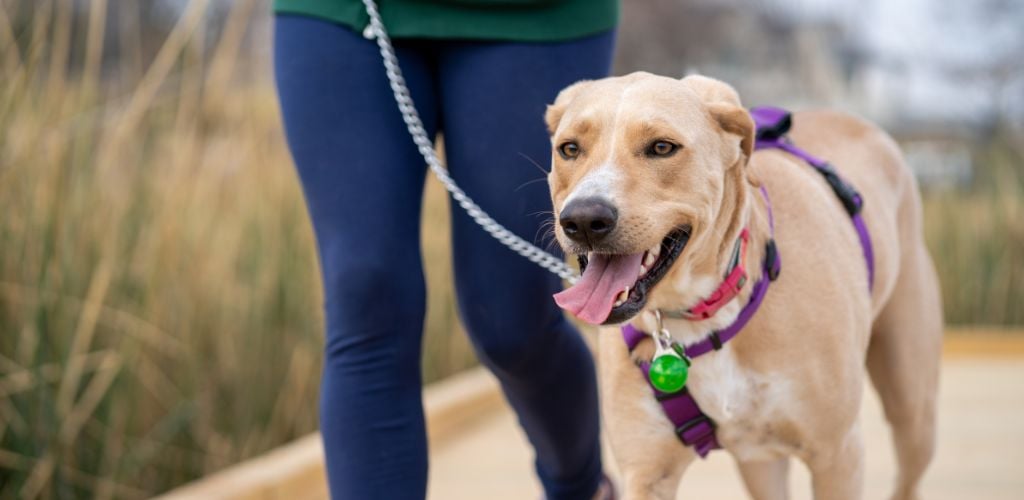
[274,15,615,500]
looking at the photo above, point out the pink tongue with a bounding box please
[553,253,644,325]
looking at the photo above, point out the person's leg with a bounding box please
[437,31,616,500]
[274,16,439,499]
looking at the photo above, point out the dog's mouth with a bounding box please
[553,226,691,325]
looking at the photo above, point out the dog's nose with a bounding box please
[559,198,618,245]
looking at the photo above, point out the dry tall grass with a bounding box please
[0,1,474,497]
[0,0,1021,498]
[922,136,1024,325]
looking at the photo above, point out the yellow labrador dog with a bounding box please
[546,73,942,500]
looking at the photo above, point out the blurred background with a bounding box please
[0,0,1021,498]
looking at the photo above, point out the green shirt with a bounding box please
[273,0,618,42]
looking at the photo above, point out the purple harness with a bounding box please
[752,107,875,288]
[620,106,875,458]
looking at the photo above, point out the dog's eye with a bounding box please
[558,141,581,160]
[646,140,679,157]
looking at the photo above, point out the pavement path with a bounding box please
[428,358,1024,499]
[157,335,1024,499]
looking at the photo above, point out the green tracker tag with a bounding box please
[648,349,689,393]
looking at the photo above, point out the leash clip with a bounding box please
[652,310,671,347]
[651,310,688,358]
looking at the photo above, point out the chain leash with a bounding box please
[359,0,580,284]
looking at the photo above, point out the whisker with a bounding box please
[515,176,549,192]
[533,225,548,246]
[518,152,551,175]
[540,227,561,252]
[535,223,557,246]
[533,214,563,252]
[534,217,555,243]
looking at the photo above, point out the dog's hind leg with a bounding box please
[866,239,942,500]
[735,458,790,500]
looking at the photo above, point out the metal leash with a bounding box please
[359,0,580,284]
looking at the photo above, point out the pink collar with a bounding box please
[665,228,751,321]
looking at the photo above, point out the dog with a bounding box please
[545,72,942,500]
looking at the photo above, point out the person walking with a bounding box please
[273,1,618,498]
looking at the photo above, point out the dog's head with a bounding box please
[548,73,755,325]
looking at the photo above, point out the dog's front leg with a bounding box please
[736,458,791,500]
[598,329,694,499]
[804,422,865,500]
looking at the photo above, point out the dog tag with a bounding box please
[648,338,690,393]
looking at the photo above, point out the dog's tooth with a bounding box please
[613,288,629,308]
[640,264,648,276]
[643,251,657,268]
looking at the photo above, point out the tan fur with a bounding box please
[547,73,942,500]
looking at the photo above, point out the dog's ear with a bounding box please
[680,75,754,164]
[545,80,591,136]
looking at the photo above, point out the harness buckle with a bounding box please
[676,414,715,446]
[752,107,792,141]
[708,331,723,350]
[764,239,781,281]
[820,164,863,216]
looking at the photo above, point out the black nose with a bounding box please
[559,197,618,245]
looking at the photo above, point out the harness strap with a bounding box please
[621,327,719,456]
[751,106,875,289]
[621,253,777,457]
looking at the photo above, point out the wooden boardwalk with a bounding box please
[429,357,1024,499]
[158,332,1024,499]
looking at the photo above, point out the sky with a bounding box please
[780,0,1023,127]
